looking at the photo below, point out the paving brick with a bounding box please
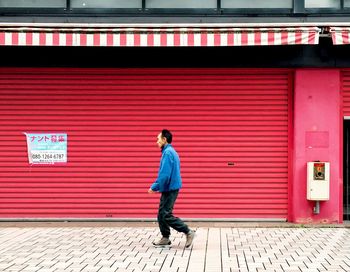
[0,227,349,272]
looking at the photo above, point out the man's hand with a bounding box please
[148,188,157,194]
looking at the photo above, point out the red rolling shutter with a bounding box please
[0,68,291,220]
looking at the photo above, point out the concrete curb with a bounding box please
[0,221,349,228]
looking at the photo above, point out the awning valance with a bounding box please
[330,27,350,45]
[0,26,320,47]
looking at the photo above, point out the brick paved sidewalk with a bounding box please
[0,227,349,272]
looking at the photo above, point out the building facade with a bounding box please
[0,0,349,224]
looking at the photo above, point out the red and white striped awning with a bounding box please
[0,26,320,47]
[330,27,350,45]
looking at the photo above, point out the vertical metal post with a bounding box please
[66,0,71,11]
[313,201,320,214]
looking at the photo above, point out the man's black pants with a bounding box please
[158,189,189,238]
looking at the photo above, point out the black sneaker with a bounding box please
[152,237,171,248]
[185,229,196,248]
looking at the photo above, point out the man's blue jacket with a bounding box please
[150,144,182,192]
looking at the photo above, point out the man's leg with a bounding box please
[157,190,196,248]
[157,192,171,238]
[163,190,190,234]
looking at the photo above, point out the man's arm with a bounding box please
[149,152,173,193]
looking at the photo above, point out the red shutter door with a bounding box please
[0,68,291,220]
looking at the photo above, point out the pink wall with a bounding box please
[292,69,342,224]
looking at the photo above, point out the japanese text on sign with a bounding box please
[25,133,67,165]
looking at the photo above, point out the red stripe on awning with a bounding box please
[53,33,60,46]
[268,31,275,46]
[214,31,221,46]
[0,26,320,47]
[201,31,208,46]
[107,33,113,46]
[66,33,73,46]
[160,32,167,46]
[12,32,18,45]
[26,32,33,46]
[188,30,194,46]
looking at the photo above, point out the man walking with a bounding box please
[148,129,195,248]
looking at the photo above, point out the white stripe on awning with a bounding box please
[0,26,320,47]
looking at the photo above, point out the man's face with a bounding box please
[157,133,167,149]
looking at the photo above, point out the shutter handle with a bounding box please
[227,162,235,166]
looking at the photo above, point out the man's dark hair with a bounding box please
[161,129,173,144]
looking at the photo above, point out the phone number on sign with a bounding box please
[32,153,66,161]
